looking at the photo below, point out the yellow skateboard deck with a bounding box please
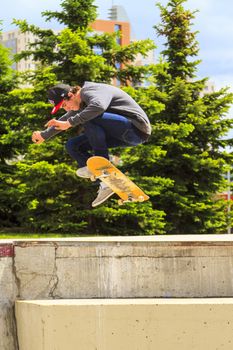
[87,156,149,205]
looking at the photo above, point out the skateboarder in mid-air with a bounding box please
[32,82,151,207]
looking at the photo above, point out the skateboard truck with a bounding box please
[118,195,145,205]
[90,169,111,182]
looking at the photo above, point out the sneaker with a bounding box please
[92,183,114,207]
[76,166,92,178]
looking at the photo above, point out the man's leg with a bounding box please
[84,112,145,158]
[66,113,145,165]
[65,131,114,206]
[83,113,145,207]
[65,134,93,178]
[65,134,92,167]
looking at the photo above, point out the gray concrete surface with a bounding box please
[0,248,18,350]
[1,235,233,349]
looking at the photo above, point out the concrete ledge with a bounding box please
[1,235,233,350]
[1,235,233,299]
[12,235,233,299]
[16,298,233,350]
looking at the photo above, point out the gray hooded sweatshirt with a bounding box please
[41,81,151,140]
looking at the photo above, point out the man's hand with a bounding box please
[32,131,45,144]
[45,119,71,131]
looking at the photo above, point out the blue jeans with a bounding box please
[65,112,147,167]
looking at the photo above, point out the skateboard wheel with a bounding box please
[138,196,144,202]
[90,175,96,182]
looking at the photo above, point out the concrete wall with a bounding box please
[0,244,18,350]
[1,235,233,349]
[15,298,233,350]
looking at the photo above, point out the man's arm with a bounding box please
[45,118,71,131]
[34,111,76,142]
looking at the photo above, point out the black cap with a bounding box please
[47,83,71,114]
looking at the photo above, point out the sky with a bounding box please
[1,0,233,93]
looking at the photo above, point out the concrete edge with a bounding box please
[0,234,233,244]
[15,298,233,306]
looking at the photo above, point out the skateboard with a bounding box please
[87,156,149,205]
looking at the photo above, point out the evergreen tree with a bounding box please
[146,0,233,233]
[114,0,233,234]
[0,38,22,228]
[4,0,164,235]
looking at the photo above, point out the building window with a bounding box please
[114,24,121,31]
[114,24,122,45]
